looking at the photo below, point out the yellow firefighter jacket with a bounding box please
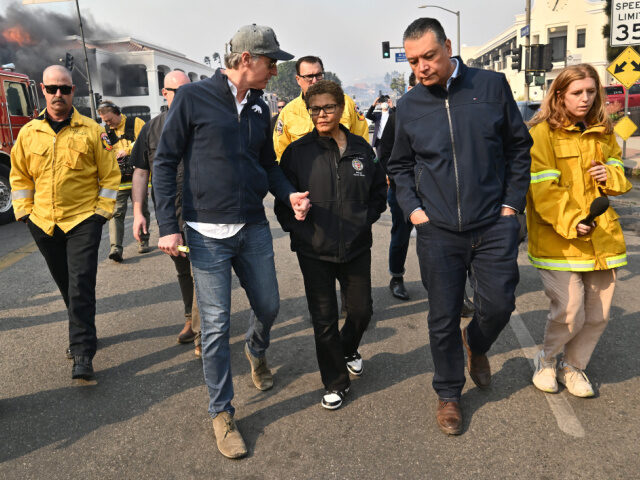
[526,120,632,271]
[273,92,369,161]
[108,114,145,190]
[9,108,121,235]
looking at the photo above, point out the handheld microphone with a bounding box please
[580,196,609,225]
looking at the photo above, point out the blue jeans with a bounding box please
[388,186,413,277]
[185,221,280,418]
[415,215,520,400]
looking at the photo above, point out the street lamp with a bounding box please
[418,4,461,57]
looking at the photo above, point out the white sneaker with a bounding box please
[557,362,595,398]
[345,351,363,376]
[321,388,349,410]
[532,350,558,393]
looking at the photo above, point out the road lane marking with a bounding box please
[0,217,136,274]
[0,241,38,273]
[509,309,586,438]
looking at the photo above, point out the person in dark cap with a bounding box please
[153,24,310,459]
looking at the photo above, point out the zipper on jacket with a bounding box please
[334,148,344,261]
[51,136,57,210]
[445,98,463,231]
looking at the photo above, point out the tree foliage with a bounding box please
[390,73,406,96]
[266,61,342,101]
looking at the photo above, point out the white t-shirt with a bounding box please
[186,79,248,239]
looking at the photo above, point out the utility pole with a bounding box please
[524,0,531,101]
[75,0,96,120]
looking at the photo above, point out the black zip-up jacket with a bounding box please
[274,125,387,263]
[153,69,295,236]
[387,59,532,232]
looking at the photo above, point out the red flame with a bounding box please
[2,25,35,47]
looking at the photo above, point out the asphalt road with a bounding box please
[1,181,639,479]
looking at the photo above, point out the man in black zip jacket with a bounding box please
[130,70,201,355]
[152,24,310,459]
[387,18,532,435]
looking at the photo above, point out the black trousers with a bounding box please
[415,216,520,400]
[28,216,104,357]
[297,250,373,392]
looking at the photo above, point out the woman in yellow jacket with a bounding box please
[527,64,631,397]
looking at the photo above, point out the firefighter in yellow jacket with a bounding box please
[273,55,369,160]
[10,65,120,383]
[526,64,631,398]
[97,100,149,262]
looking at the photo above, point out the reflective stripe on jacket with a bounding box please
[273,92,369,161]
[9,108,121,235]
[526,120,632,271]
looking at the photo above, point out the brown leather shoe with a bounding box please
[177,319,197,344]
[436,399,462,435]
[461,326,491,388]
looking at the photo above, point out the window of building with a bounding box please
[577,28,586,48]
[119,65,149,97]
[4,81,31,116]
[548,26,568,62]
[122,106,151,122]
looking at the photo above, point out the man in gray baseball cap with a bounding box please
[229,23,294,61]
[154,24,309,459]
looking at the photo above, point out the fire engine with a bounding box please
[0,63,39,225]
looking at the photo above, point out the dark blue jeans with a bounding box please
[415,215,520,401]
[185,221,280,418]
[388,186,413,277]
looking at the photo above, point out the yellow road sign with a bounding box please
[607,47,640,88]
[614,115,637,141]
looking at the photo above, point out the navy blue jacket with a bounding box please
[387,59,532,232]
[153,68,295,236]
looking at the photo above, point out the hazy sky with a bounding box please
[4,0,529,84]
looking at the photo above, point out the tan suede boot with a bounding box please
[212,412,247,459]
[244,343,273,391]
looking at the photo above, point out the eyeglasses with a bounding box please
[265,57,278,69]
[164,87,178,92]
[253,55,277,69]
[277,104,285,110]
[44,84,73,95]
[308,104,338,116]
[299,73,324,82]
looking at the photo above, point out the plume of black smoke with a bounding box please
[0,1,116,94]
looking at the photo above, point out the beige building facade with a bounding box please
[463,0,608,101]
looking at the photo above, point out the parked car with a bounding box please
[604,83,640,108]
[516,100,541,123]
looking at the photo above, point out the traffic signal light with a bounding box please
[94,92,102,107]
[511,45,522,72]
[65,53,74,71]
[542,44,553,72]
[382,41,390,59]
[528,45,541,72]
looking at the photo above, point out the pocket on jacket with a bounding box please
[29,143,49,177]
[65,137,89,170]
[554,141,580,187]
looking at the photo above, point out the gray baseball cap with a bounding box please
[229,24,294,61]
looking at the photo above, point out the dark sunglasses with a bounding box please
[44,84,73,95]
[164,87,178,92]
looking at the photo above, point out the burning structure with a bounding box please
[0,2,214,120]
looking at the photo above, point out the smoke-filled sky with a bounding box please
[0,0,600,85]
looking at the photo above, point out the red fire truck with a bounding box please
[0,63,39,225]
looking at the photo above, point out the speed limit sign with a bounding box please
[611,0,640,46]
